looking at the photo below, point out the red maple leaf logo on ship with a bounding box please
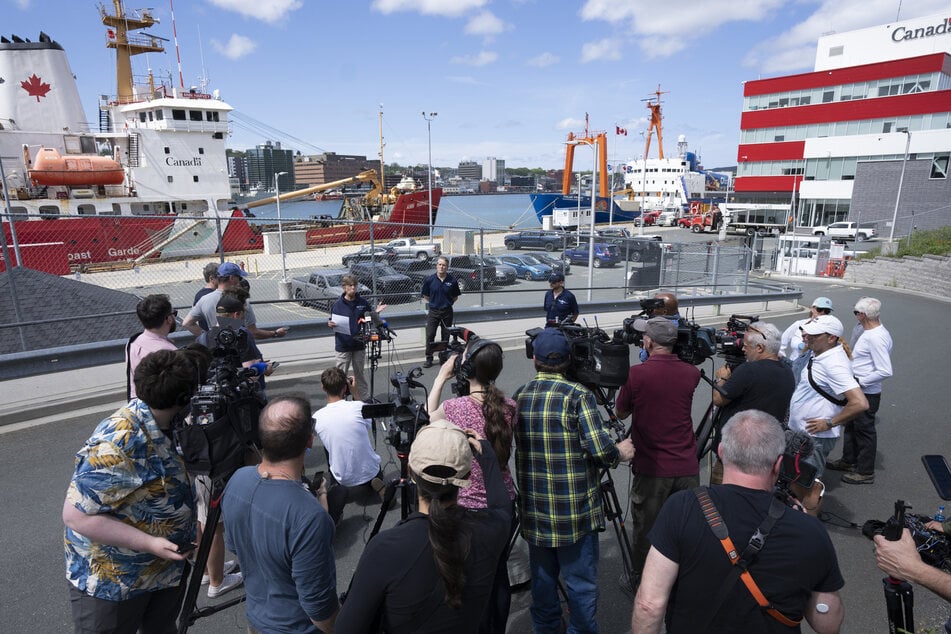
[21,74,52,101]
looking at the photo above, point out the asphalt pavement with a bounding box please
[3,274,951,633]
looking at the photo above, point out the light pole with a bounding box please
[274,170,291,299]
[888,129,911,244]
[422,111,437,243]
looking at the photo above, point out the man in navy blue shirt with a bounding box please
[328,274,374,399]
[543,273,579,326]
[421,256,461,368]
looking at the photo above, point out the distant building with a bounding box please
[294,152,377,187]
[246,141,295,190]
[227,154,248,191]
[735,12,951,234]
[458,160,483,180]
[509,175,536,190]
[483,157,505,186]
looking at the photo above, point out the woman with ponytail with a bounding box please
[427,339,518,633]
[336,421,511,633]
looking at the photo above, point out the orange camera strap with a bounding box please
[694,487,801,628]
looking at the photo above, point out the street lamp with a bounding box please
[422,111,437,243]
[274,170,290,299]
[888,129,911,243]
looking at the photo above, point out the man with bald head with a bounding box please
[223,396,338,633]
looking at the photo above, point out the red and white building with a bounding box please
[735,12,951,234]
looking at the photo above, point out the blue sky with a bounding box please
[5,0,948,171]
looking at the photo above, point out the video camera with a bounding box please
[713,314,760,369]
[428,326,489,397]
[615,298,716,366]
[775,430,818,499]
[864,501,951,574]
[175,326,266,481]
[360,367,430,455]
[525,322,631,390]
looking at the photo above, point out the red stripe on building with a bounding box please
[734,176,802,192]
[743,53,949,96]
[741,91,951,128]
[737,141,805,162]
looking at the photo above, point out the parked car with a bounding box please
[533,252,570,276]
[349,262,416,303]
[611,237,663,263]
[384,238,441,261]
[503,230,568,252]
[476,255,518,285]
[562,242,621,268]
[390,258,436,293]
[812,221,877,241]
[443,254,496,291]
[341,245,398,267]
[291,269,370,311]
[498,254,554,281]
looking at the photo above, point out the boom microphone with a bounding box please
[784,429,815,460]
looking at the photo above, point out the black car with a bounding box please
[533,252,570,276]
[390,258,436,293]
[474,255,518,285]
[503,230,568,252]
[349,262,416,303]
[341,245,398,267]
[443,255,496,291]
[611,237,663,263]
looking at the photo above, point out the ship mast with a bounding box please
[378,104,385,192]
[101,0,164,103]
[643,85,668,160]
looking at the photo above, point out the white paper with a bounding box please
[330,313,350,335]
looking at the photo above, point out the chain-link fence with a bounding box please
[1,211,764,355]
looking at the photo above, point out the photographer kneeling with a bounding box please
[335,421,512,633]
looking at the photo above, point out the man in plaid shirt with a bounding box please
[515,328,635,633]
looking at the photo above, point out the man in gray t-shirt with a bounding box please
[183,262,287,342]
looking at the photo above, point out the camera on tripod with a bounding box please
[174,326,266,481]
[525,322,631,390]
[384,368,429,455]
[863,500,951,573]
[615,298,716,366]
[713,314,760,369]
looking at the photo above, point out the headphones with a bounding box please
[458,338,498,380]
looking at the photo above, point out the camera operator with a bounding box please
[543,272,579,326]
[63,349,201,633]
[427,339,518,633]
[312,367,386,525]
[222,396,339,633]
[788,315,868,480]
[514,328,635,632]
[327,274,380,400]
[709,322,795,484]
[615,317,701,591]
[336,421,511,632]
[631,410,845,634]
[637,292,682,362]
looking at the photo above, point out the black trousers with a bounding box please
[69,584,181,634]
[842,392,881,475]
[425,306,454,361]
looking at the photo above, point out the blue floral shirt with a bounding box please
[64,399,196,600]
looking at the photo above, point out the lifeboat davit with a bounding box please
[28,147,124,187]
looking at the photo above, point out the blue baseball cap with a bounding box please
[533,329,570,364]
[217,262,247,278]
[812,297,833,311]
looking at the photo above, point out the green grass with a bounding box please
[856,227,951,260]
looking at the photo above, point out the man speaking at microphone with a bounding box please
[631,410,845,634]
[327,274,385,401]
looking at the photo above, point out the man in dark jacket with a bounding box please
[328,274,374,400]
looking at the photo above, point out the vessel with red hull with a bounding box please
[1,2,438,275]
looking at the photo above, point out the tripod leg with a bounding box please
[882,577,915,634]
[601,470,637,595]
[369,479,400,540]
[177,492,222,634]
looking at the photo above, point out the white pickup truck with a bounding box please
[385,238,441,261]
[812,222,877,241]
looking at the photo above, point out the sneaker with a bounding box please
[201,559,237,585]
[825,459,855,472]
[841,472,875,485]
[207,572,243,598]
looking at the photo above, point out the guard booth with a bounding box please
[775,234,833,276]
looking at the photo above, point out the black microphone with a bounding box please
[784,429,815,459]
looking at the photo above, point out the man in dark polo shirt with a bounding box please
[421,255,461,368]
[543,272,579,326]
[616,316,701,591]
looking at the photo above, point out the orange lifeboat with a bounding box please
[28,147,124,187]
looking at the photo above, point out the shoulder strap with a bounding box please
[807,358,847,406]
[125,331,143,401]
[694,487,801,628]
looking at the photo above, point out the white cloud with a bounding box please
[206,0,301,24]
[556,117,585,130]
[446,76,483,85]
[15,0,30,9]
[527,52,559,67]
[743,0,951,73]
[211,34,258,60]
[581,38,623,63]
[371,0,488,18]
[450,50,498,66]
[465,11,511,38]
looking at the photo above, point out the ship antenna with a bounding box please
[197,24,209,92]
[170,0,184,88]
[378,103,385,191]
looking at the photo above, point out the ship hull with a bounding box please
[529,193,639,225]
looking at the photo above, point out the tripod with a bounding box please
[881,500,915,633]
[369,450,416,539]
[588,385,638,596]
[176,479,245,634]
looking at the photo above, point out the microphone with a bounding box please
[785,429,815,459]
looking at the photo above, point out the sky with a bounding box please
[4,0,949,171]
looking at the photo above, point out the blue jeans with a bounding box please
[805,435,839,480]
[528,532,600,634]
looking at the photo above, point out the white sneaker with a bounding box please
[207,572,243,598]
[201,559,237,585]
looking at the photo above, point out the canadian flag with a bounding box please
[616,126,628,136]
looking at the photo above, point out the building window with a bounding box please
[198,148,204,154]
[164,146,171,154]
[155,110,164,120]
[931,154,949,179]
[168,176,174,183]
[193,175,199,183]
[172,109,186,120]
[822,91,834,103]
[829,45,843,56]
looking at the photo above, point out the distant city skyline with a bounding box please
[6,1,947,170]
